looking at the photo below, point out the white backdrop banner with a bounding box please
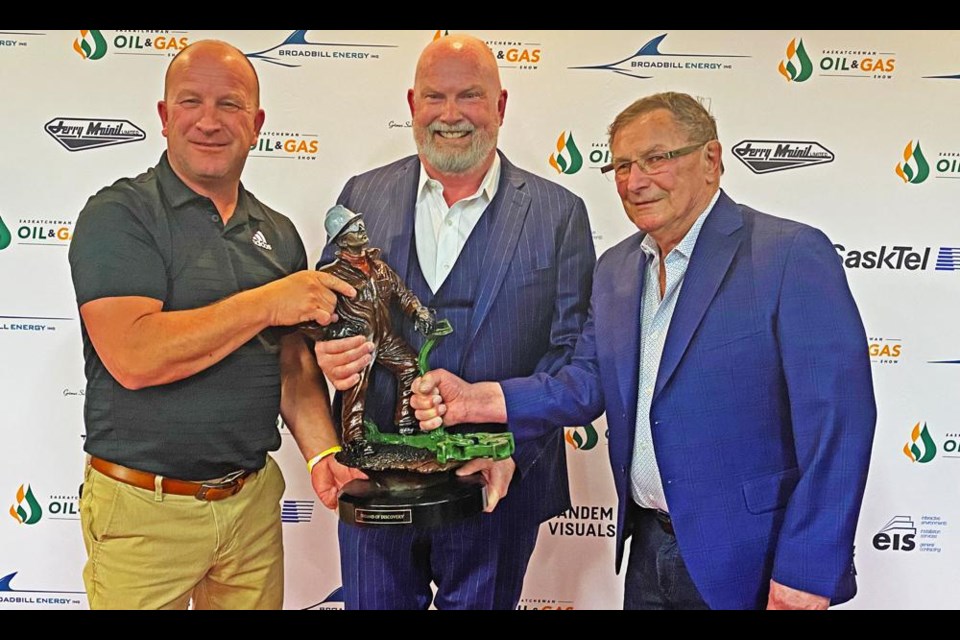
[1,29,956,610]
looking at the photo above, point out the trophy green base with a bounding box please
[338,470,486,528]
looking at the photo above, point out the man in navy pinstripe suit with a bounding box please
[412,92,876,609]
[312,34,596,609]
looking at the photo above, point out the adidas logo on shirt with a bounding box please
[252,229,273,251]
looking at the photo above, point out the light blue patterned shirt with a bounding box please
[631,190,721,512]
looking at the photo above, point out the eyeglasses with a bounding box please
[600,141,711,181]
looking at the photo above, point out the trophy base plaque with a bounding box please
[338,470,486,528]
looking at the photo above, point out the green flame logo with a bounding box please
[895,140,930,184]
[0,215,11,251]
[73,30,107,61]
[778,38,813,83]
[8,485,43,525]
[564,424,599,451]
[548,131,583,175]
[903,422,936,463]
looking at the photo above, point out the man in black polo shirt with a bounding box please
[68,40,360,610]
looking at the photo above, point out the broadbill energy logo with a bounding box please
[872,515,948,553]
[250,130,319,161]
[868,337,902,365]
[732,140,834,174]
[833,243,960,273]
[45,118,145,152]
[564,424,599,451]
[570,33,746,80]
[517,598,575,610]
[896,140,930,184]
[304,586,344,610]
[0,31,44,50]
[244,30,396,69]
[73,30,191,60]
[485,37,541,71]
[0,572,84,607]
[777,36,896,82]
[8,485,41,525]
[548,504,615,538]
[548,131,583,175]
[281,500,314,523]
[903,422,936,464]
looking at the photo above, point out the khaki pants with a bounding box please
[79,454,285,610]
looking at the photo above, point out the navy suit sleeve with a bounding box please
[773,226,877,601]
[508,195,596,476]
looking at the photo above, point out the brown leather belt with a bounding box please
[90,456,253,501]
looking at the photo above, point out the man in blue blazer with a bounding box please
[312,34,595,609]
[412,92,876,609]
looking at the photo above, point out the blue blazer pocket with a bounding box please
[741,467,800,514]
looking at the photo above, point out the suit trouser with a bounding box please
[79,455,285,610]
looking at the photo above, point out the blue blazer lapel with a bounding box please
[654,192,743,400]
[373,157,419,281]
[462,155,531,357]
[610,238,647,424]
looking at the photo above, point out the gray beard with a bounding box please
[415,124,497,174]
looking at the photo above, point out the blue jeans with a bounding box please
[623,503,709,610]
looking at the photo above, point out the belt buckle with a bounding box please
[195,469,246,501]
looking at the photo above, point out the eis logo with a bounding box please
[903,422,936,463]
[250,130,319,162]
[564,424,599,451]
[778,36,895,82]
[485,37,541,71]
[868,337,902,365]
[548,131,583,176]
[73,30,190,60]
[8,485,42,525]
[872,516,916,551]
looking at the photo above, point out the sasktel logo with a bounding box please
[834,244,960,272]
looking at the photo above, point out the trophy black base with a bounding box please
[338,471,486,528]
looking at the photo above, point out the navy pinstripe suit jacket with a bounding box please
[321,151,596,527]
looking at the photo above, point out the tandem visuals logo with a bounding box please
[250,130,319,161]
[778,36,895,83]
[0,31,44,50]
[0,214,73,250]
[73,30,191,60]
[548,131,583,176]
[564,424,599,451]
[517,597,575,610]
[732,140,834,174]
[45,118,145,152]
[8,485,79,525]
[868,337,902,365]
[485,37,541,71]
[304,586,344,610]
[872,515,947,553]
[570,33,746,80]
[244,30,396,68]
[833,244,960,273]
[281,500,314,524]
[547,504,615,538]
[0,571,84,608]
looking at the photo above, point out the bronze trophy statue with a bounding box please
[300,205,514,526]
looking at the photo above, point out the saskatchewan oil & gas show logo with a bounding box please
[485,36,541,71]
[872,514,947,553]
[8,484,79,525]
[570,33,746,80]
[45,118,145,152]
[0,571,84,608]
[0,214,72,250]
[73,30,191,60]
[778,36,895,83]
[896,140,960,184]
[548,131,583,176]
[517,597,575,610]
[250,130,319,161]
[244,30,396,68]
[564,424,599,451]
[900,421,960,465]
[868,336,902,366]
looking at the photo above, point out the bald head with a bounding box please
[164,39,260,109]
[414,34,501,95]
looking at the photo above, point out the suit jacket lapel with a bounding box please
[654,192,743,400]
[611,238,647,424]
[462,155,531,356]
[374,157,419,281]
